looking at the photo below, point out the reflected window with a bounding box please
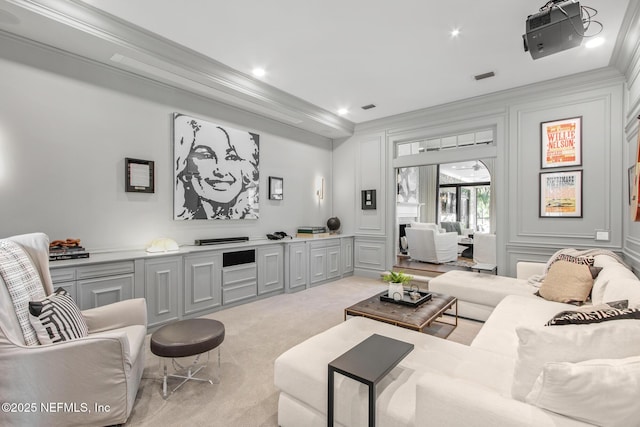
[438,161,491,232]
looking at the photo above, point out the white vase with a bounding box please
[388,282,404,301]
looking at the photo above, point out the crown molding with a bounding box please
[610,0,640,79]
[0,0,354,139]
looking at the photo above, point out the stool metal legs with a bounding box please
[159,347,221,399]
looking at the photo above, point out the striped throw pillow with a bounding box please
[546,307,640,326]
[29,288,88,344]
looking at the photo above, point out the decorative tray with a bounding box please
[380,290,432,307]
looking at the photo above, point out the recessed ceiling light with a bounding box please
[450,28,460,38]
[337,108,349,116]
[585,37,604,49]
[252,67,266,77]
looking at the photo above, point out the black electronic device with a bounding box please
[222,249,255,267]
[195,236,249,246]
[523,1,584,60]
[266,231,290,240]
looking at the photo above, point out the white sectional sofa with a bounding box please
[274,253,640,427]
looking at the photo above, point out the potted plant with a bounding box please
[382,271,413,300]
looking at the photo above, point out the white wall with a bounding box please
[336,68,626,275]
[618,2,640,271]
[0,35,333,251]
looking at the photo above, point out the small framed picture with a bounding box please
[125,158,154,193]
[361,189,376,210]
[630,165,635,206]
[539,170,582,218]
[541,116,582,169]
[269,176,283,200]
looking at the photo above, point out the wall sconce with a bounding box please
[316,177,324,200]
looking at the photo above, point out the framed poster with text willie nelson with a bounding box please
[541,116,582,169]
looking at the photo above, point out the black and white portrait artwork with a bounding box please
[174,113,260,220]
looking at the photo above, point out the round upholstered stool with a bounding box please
[150,318,225,398]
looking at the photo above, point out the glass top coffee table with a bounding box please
[344,290,458,338]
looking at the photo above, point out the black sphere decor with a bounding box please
[327,217,341,233]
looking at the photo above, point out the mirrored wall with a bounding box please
[396,160,492,254]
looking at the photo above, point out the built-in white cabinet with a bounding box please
[309,239,342,286]
[286,242,308,292]
[49,235,354,328]
[221,248,257,305]
[49,267,77,302]
[50,261,134,310]
[183,252,222,316]
[222,263,257,305]
[145,256,181,328]
[257,245,284,295]
[341,237,354,274]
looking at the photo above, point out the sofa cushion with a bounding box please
[471,295,576,359]
[525,356,640,427]
[536,260,600,305]
[428,271,537,308]
[511,320,640,401]
[274,316,512,427]
[29,288,88,344]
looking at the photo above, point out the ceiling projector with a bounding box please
[523,0,585,59]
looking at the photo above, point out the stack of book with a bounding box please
[296,226,329,239]
[49,239,90,261]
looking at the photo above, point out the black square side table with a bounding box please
[327,333,414,427]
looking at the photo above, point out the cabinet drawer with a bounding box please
[78,273,134,310]
[76,261,134,280]
[222,282,257,305]
[50,268,76,283]
[222,263,257,286]
[308,240,340,250]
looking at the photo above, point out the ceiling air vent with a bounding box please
[361,104,376,110]
[474,71,495,81]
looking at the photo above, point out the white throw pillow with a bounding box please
[511,320,640,401]
[526,356,640,427]
[602,278,640,309]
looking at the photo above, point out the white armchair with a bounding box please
[405,223,458,264]
[0,233,147,427]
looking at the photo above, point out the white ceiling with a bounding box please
[441,161,491,183]
[0,0,633,135]
[78,0,630,123]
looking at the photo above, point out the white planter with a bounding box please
[388,282,404,301]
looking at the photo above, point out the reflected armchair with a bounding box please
[405,223,458,264]
[0,233,147,427]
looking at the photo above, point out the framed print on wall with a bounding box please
[630,165,635,206]
[268,176,283,200]
[125,158,155,193]
[541,116,582,169]
[173,113,260,220]
[539,170,582,218]
[361,189,376,210]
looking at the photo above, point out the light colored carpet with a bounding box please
[125,276,483,427]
